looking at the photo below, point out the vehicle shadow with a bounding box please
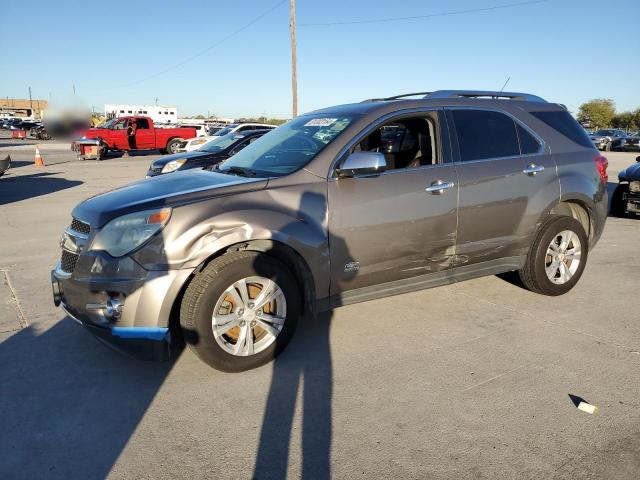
[0,319,177,479]
[252,190,348,480]
[0,172,82,206]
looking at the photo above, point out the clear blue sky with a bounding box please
[2,0,639,118]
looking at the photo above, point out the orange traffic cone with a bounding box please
[34,146,45,167]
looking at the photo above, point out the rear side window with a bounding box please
[516,124,541,154]
[530,110,593,148]
[452,110,520,161]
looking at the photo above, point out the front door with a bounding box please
[446,108,558,266]
[110,118,129,150]
[328,112,458,295]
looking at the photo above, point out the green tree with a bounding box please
[195,114,205,119]
[611,111,638,131]
[577,99,616,129]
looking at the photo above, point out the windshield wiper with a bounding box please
[218,166,257,178]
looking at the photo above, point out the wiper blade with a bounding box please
[219,166,257,177]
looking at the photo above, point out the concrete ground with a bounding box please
[0,142,639,480]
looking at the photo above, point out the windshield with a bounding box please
[213,125,238,137]
[97,118,117,129]
[217,114,354,177]
[199,133,244,153]
[595,130,615,136]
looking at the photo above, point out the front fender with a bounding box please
[132,181,331,299]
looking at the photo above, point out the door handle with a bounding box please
[522,163,545,176]
[425,180,455,194]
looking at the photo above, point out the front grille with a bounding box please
[70,218,90,235]
[61,250,79,273]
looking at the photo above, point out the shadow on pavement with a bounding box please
[0,172,82,205]
[253,191,341,479]
[253,310,334,480]
[0,319,176,479]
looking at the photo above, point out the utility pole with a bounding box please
[28,86,33,117]
[289,0,297,117]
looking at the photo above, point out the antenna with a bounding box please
[499,76,511,93]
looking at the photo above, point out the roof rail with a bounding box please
[425,90,547,102]
[361,92,432,103]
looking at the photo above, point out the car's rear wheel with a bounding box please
[518,216,588,296]
[166,138,182,154]
[180,251,301,372]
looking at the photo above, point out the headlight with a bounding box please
[161,158,187,173]
[630,181,640,193]
[190,138,208,146]
[89,208,172,257]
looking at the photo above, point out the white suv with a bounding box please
[180,123,276,152]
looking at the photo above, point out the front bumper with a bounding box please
[51,257,193,360]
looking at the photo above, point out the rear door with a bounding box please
[446,108,558,266]
[134,118,155,149]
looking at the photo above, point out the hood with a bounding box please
[77,128,110,140]
[618,161,640,181]
[150,150,223,169]
[72,169,268,227]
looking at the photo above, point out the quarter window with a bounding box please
[452,110,520,161]
[516,124,541,155]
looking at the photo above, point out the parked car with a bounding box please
[72,116,197,158]
[611,131,640,152]
[175,123,210,137]
[611,156,640,216]
[1,118,22,129]
[146,130,268,177]
[180,123,276,152]
[51,89,608,372]
[590,129,627,151]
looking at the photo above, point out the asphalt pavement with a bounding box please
[1,142,639,479]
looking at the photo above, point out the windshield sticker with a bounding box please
[304,118,337,127]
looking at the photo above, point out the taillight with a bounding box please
[594,154,608,183]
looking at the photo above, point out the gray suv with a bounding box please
[51,90,609,372]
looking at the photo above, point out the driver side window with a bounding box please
[113,119,127,130]
[353,115,438,170]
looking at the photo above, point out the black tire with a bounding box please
[165,138,182,155]
[518,216,589,296]
[180,251,301,372]
[610,184,628,217]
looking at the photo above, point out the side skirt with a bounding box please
[318,255,526,311]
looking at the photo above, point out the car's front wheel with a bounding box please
[180,251,301,372]
[518,216,589,296]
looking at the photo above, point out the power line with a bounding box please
[299,0,547,27]
[91,0,286,91]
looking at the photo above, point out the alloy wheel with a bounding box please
[545,230,582,284]
[211,276,287,356]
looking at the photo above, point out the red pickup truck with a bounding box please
[74,116,197,158]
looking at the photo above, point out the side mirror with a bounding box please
[337,151,387,178]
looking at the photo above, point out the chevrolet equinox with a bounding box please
[51,90,608,372]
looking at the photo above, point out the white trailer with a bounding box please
[104,104,178,124]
